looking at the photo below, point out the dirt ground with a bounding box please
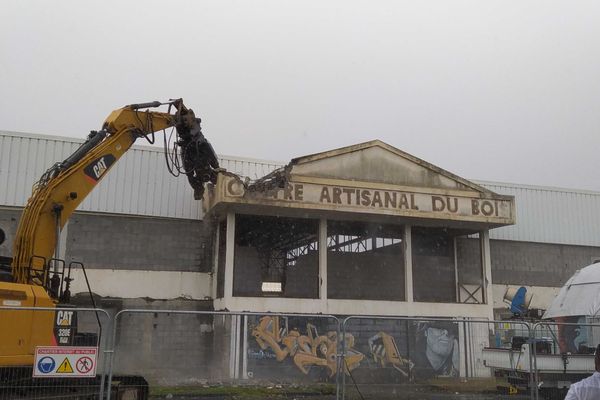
[149,383,534,400]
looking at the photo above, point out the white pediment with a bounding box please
[205,140,515,226]
[290,140,488,193]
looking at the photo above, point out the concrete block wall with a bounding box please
[456,237,483,285]
[328,251,405,301]
[454,237,600,288]
[0,208,213,273]
[66,213,210,272]
[73,296,227,385]
[490,239,600,287]
[0,207,21,258]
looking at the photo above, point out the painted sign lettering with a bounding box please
[224,178,514,223]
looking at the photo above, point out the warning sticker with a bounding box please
[33,347,97,378]
[56,357,74,373]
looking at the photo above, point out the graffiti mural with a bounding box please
[368,331,414,377]
[251,316,364,377]
[412,321,459,379]
[248,316,461,382]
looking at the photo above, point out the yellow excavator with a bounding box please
[0,99,219,398]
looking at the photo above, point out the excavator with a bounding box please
[0,99,219,398]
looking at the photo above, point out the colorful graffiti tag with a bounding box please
[251,316,364,377]
[249,316,460,381]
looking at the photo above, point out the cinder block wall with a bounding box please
[490,239,600,287]
[0,208,21,258]
[0,208,213,273]
[73,296,225,385]
[66,213,211,272]
[454,236,600,288]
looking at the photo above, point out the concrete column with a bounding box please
[319,218,327,303]
[211,222,220,300]
[453,237,459,302]
[224,213,236,299]
[404,225,413,302]
[480,230,492,306]
[242,315,249,379]
[229,315,241,379]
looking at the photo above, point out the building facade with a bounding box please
[205,140,515,322]
[2,130,600,382]
[1,130,600,315]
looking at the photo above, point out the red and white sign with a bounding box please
[33,347,98,378]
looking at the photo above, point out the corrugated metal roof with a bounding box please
[2,131,600,247]
[218,154,284,181]
[0,131,282,219]
[476,181,600,247]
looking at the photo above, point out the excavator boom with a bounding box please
[0,99,218,399]
[10,99,218,287]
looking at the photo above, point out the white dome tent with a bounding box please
[544,262,600,319]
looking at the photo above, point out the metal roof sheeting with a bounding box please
[476,181,600,247]
[0,131,282,219]
[2,131,600,247]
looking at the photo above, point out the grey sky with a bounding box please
[1,1,599,191]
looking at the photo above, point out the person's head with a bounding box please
[595,344,600,372]
[418,321,457,358]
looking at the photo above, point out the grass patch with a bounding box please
[427,377,502,393]
[150,384,336,398]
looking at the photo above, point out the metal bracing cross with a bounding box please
[460,284,482,304]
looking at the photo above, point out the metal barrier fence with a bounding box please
[105,310,341,400]
[531,320,600,400]
[340,316,534,400]
[2,307,600,400]
[0,306,110,400]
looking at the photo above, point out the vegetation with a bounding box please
[150,384,336,399]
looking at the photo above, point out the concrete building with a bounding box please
[2,129,600,382]
[205,140,515,322]
[2,130,598,314]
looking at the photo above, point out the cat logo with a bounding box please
[56,310,74,326]
[92,157,107,179]
[54,310,77,345]
[84,154,116,183]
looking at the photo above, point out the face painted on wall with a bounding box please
[425,327,455,358]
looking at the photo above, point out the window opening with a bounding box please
[234,215,319,298]
[327,220,405,301]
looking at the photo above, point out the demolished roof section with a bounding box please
[246,163,292,194]
[202,140,516,228]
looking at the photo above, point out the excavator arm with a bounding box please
[10,99,219,288]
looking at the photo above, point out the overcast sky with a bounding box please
[1,1,599,191]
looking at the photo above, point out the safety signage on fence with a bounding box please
[33,346,98,378]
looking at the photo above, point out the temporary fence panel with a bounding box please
[244,313,340,399]
[532,320,600,400]
[5,306,598,400]
[108,309,226,393]
[480,320,536,400]
[340,316,534,400]
[107,310,339,399]
[0,306,109,400]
